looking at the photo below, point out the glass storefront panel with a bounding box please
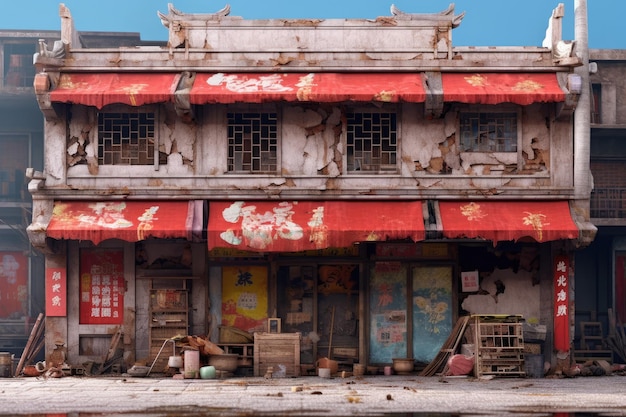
[412,265,453,363]
[369,262,408,363]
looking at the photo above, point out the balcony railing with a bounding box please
[591,187,626,219]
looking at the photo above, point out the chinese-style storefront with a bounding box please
[27,3,594,377]
[35,197,585,374]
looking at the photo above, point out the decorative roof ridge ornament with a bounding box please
[390,3,465,28]
[158,3,231,28]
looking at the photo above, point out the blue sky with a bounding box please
[1,1,623,49]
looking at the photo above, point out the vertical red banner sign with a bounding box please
[553,255,570,352]
[79,249,124,325]
[0,252,28,318]
[46,267,67,316]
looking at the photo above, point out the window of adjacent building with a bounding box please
[3,42,36,88]
[0,134,29,200]
[227,111,278,173]
[346,111,397,173]
[459,111,518,152]
[97,112,165,166]
[591,83,602,124]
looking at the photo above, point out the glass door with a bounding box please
[369,262,408,363]
[412,265,453,363]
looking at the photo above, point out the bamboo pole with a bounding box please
[328,306,335,359]
[15,313,44,376]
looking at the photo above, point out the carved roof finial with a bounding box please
[158,3,231,28]
[390,3,464,28]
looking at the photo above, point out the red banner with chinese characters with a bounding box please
[46,267,67,317]
[0,251,28,318]
[79,249,124,325]
[553,255,570,352]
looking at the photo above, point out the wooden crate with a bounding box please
[254,332,301,377]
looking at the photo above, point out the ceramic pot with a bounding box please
[316,357,338,374]
[168,355,183,369]
[200,365,217,379]
[392,358,415,374]
[208,354,239,372]
[184,349,200,376]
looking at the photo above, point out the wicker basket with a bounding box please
[219,326,253,343]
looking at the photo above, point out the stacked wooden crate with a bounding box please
[253,332,301,377]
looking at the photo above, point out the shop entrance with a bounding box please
[369,263,453,365]
[277,264,360,367]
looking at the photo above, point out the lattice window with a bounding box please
[459,112,518,152]
[346,112,397,173]
[227,112,278,173]
[98,112,165,166]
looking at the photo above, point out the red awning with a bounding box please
[49,73,181,109]
[190,73,426,104]
[47,201,202,245]
[208,201,425,252]
[438,201,579,243]
[441,73,566,105]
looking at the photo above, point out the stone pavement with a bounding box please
[0,374,625,416]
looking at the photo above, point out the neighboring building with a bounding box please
[574,49,626,362]
[0,29,49,358]
[0,26,162,360]
[27,4,595,374]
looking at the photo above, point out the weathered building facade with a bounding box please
[27,4,596,374]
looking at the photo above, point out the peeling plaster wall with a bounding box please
[461,268,541,322]
[43,117,68,186]
[408,105,554,177]
[55,100,573,195]
[282,106,328,176]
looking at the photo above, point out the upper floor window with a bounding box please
[346,111,397,173]
[459,111,518,152]
[0,133,29,201]
[97,112,165,166]
[227,111,278,173]
[3,42,36,88]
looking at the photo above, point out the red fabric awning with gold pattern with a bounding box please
[47,201,202,245]
[208,200,425,252]
[50,73,180,108]
[190,73,426,104]
[438,201,579,243]
[441,73,566,105]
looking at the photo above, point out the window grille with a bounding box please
[346,112,397,172]
[97,112,164,166]
[227,112,278,173]
[459,112,517,152]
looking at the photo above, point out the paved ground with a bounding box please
[0,373,625,416]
